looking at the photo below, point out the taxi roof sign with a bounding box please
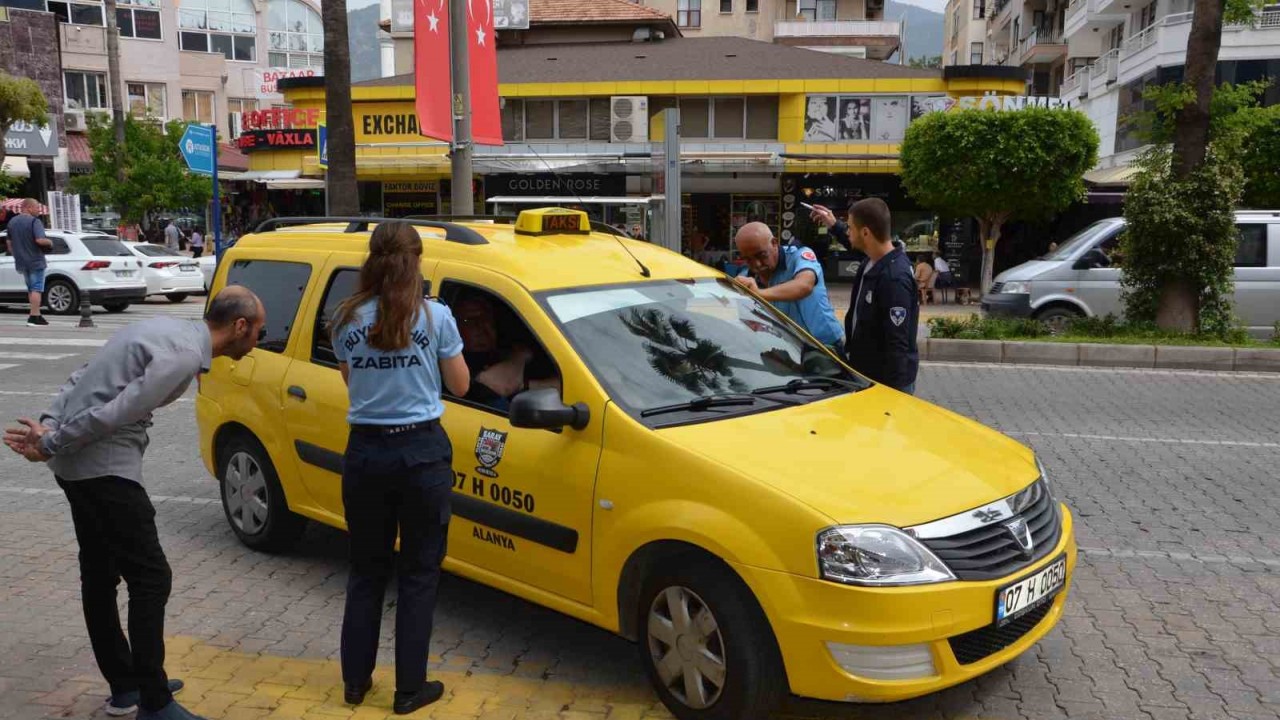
[515,207,591,236]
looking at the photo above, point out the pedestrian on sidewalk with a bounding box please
[732,221,844,352]
[163,220,182,253]
[330,221,469,716]
[2,286,266,720]
[6,198,53,327]
[809,200,920,394]
[189,228,205,258]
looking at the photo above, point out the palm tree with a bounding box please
[621,308,748,395]
[322,0,358,214]
[104,0,127,199]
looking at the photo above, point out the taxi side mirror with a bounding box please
[509,388,590,431]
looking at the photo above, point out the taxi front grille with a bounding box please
[947,600,1053,665]
[918,482,1061,581]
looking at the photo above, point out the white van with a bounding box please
[982,211,1280,336]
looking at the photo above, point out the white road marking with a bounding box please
[0,364,17,371]
[0,337,107,347]
[1007,430,1280,449]
[925,361,1280,380]
[0,351,79,360]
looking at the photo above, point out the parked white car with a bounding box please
[198,254,216,292]
[124,242,206,302]
[0,231,147,314]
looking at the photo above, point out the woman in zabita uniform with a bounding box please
[330,220,470,715]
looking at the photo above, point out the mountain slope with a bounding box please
[887,0,944,64]
[348,5,382,83]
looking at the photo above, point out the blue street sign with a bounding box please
[179,124,215,175]
[317,122,328,169]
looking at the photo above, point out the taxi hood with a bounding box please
[657,386,1038,528]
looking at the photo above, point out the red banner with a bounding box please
[468,0,503,146]
[414,0,452,142]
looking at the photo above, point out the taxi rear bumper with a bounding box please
[736,505,1076,703]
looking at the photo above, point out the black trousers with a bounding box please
[190,246,203,258]
[340,423,452,695]
[57,476,174,711]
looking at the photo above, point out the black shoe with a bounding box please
[27,315,48,327]
[136,699,208,720]
[105,679,186,716]
[344,679,372,705]
[393,681,445,715]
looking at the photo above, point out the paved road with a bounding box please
[1,300,1278,720]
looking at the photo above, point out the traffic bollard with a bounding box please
[78,291,94,328]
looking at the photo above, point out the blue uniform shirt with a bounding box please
[334,299,464,425]
[761,245,845,347]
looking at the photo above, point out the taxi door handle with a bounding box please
[287,385,307,401]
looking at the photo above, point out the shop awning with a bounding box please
[236,170,304,181]
[1084,164,1138,186]
[3,157,30,178]
[486,196,651,206]
[68,134,93,169]
[266,178,326,190]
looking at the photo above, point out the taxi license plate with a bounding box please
[995,555,1066,626]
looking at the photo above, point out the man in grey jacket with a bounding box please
[4,286,265,720]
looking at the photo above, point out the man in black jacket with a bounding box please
[810,199,919,394]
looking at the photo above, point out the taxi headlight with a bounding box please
[1000,281,1031,294]
[817,525,956,586]
[1036,456,1053,496]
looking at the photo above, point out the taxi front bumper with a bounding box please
[737,505,1076,703]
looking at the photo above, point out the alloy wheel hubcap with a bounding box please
[48,285,72,312]
[647,586,727,709]
[225,451,269,535]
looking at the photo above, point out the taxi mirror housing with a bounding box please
[509,388,590,431]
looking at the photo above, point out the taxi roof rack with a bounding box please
[254,216,488,245]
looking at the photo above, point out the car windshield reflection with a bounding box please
[545,278,869,425]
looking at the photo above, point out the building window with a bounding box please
[182,90,215,124]
[973,0,986,19]
[127,81,167,119]
[268,0,325,68]
[65,70,108,110]
[228,97,257,135]
[951,7,960,38]
[47,0,104,26]
[508,98,616,141]
[720,0,732,12]
[678,96,776,140]
[746,0,758,10]
[179,0,256,60]
[1137,2,1156,30]
[677,0,702,27]
[970,41,984,64]
[797,0,837,21]
[118,0,162,39]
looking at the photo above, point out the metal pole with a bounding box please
[211,124,224,263]
[449,0,473,215]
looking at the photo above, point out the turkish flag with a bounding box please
[414,0,452,142]
[468,0,503,146]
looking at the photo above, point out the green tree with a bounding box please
[908,55,942,69]
[71,115,212,226]
[0,71,50,172]
[899,107,1099,293]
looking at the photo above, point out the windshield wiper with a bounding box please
[751,376,865,397]
[640,394,762,418]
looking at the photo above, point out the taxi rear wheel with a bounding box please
[217,433,306,552]
[637,559,786,720]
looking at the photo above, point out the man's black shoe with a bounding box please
[393,681,444,715]
[344,679,372,705]
[27,315,48,327]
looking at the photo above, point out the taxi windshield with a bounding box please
[545,278,869,425]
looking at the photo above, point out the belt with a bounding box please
[349,420,438,436]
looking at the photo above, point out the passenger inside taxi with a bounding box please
[451,291,561,411]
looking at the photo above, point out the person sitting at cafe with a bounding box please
[914,254,936,305]
[453,294,560,411]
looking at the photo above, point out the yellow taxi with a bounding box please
[198,208,1076,720]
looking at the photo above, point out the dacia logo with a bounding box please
[972,507,1003,523]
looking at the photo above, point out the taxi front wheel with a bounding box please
[217,433,306,552]
[637,558,787,720]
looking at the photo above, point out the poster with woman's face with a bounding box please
[910,95,953,121]
[838,98,871,140]
[803,96,838,142]
[873,96,908,141]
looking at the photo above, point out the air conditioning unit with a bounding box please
[64,109,87,133]
[610,96,649,144]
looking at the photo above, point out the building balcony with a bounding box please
[1088,47,1118,93]
[59,23,107,56]
[1020,28,1067,65]
[772,20,902,60]
[1061,64,1089,100]
[990,0,1015,24]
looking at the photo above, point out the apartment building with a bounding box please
[1061,0,1280,170]
[2,0,325,143]
[942,0,989,66]
[641,0,902,59]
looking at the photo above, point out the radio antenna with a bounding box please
[525,144,650,278]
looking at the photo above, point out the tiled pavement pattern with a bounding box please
[2,353,1279,719]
